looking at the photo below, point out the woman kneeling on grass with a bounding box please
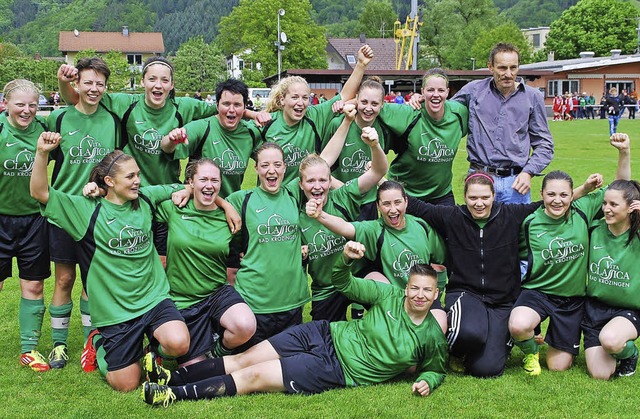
[30,133,190,392]
[509,134,631,376]
[141,240,447,406]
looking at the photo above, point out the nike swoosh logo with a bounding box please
[256,207,267,213]
[181,215,196,220]
[345,142,356,147]
[301,226,311,232]
[68,130,80,136]
[390,242,397,247]
[106,218,117,224]
[386,310,397,321]
[289,381,300,393]
[212,140,221,145]
[536,231,547,238]
[135,121,145,124]
[5,142,17,147]
[593,245,604,250]
[573,344,580,349]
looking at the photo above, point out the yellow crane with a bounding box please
[394,15,422,70]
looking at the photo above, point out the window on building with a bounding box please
[605,81,634,95]
[127,54,142,65]
[547,80,580,97]
[346,55,356,65]
[238,60,244,71]
[532,34,540,48]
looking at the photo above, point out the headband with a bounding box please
[3,82,38,97]
[465,172,494,184]
[423,73,448,86]
[142,61,173,74]
[106,154,126,176]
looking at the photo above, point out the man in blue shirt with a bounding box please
[452,43,554,204]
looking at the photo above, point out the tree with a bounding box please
[0,42,22,64]
[419,0,501,69]
[470,22,533,66]
[217,0,328,78]
[0,57,59,93]
[172,36,227,92]
[544,0,639,59]
[356,0,398,38]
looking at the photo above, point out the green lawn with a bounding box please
[1,118,638,418]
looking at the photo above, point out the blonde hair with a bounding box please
[298,153,330,179]
[266,76,309,112]
[2,79,40,100]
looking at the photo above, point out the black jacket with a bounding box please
[407,197,541,305]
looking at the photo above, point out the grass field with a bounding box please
[1,118,638,418]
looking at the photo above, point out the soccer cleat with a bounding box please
[142,381,176,407]
[48,344,69,369]
[523,353,541,376]
[81,329,100,372]
[20,350,50,372]
[615,351,639,377]
[449,355,465,373]
[144,351,171,385]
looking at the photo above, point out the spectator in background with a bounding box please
[194,90,203,101]
[578,93,586,119]
[384,90,395,103]
[599,93,607,119]
[394,92,405,104]
[606,87,623,135]
[586,93,596,119]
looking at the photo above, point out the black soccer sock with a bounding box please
[171,358,227,385]
[172,374,237,400]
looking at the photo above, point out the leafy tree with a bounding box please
[217,0,327,77]
[0,42,22,63]
[419,0,501,69]
[500,0,579,28]
[544,0,639,59]
[172,36,227,92]
[470,22,533,66]
[0,57,60,92]
[356,0,398,39]
[241,69,268,88]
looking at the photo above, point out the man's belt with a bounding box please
[470,164,523,177]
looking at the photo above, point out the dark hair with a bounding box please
[464,171,495,195]
[253,142,284,162]
[376,180,407,202]
[76,57,111,83]
[142,57,175,99]
[607,179,640,246]
[541,170,573,191]
[408,263,437,280]
[215,79,249,105]
[185,158,221,181]
[422,68,448,88]
[489,43,520,65]
[359,77,385,100]
[89,151,139,209]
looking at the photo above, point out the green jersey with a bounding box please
[173,117,261,197]
[258,95,340,184]
[156,200,232,310]
[587,219,640,310]
[330,256,447,390]
[379,101,468,199]
[322,115,387,204]
[294,179,365,301]
[0,114,46,215]
[521,189,604,297]
[42,185,183,327]
[226,184,310,313]
[353,215,445,288]
[100,93,217,185]
[48,105,120,195]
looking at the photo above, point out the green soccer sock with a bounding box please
[80,296,93,343]
[613,341,638,360]
[212,339,233,358]
[19,297,46,353]
[94,334,108,378]
[514,336,539,355]
[50,301,73,346]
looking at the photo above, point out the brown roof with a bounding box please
[327,37,403,71]
[59,31,164,54]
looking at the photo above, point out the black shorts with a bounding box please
[0,214,50,281]
[100,299,184,372]
[514,289,584,355]
[311,292,352,322]
[177,285,246,364]
[270,320,347,394]
[582,298,640,349]
[248,306,304,347]
[49,223,79,264]
[152,221,168,256]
